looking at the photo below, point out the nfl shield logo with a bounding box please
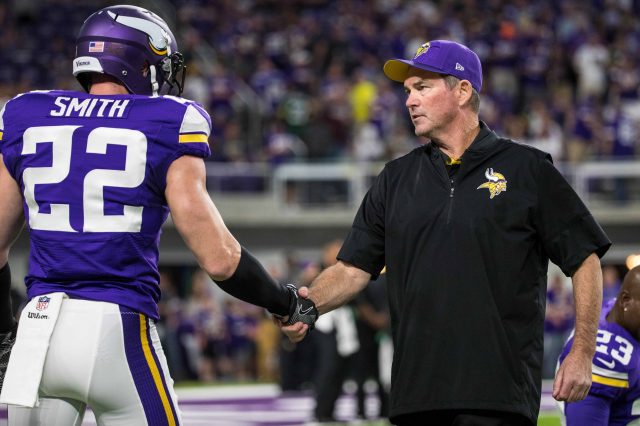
[36,296,50,311]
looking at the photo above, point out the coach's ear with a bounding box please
[458,79,473,107]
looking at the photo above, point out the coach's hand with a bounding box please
[274,285,317,343]
[552,350,592,402]
[0,322,17,394]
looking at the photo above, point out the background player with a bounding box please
[0,5,315,425]
[560,265,640,425]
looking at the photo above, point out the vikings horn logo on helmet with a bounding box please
[106,11,171,56]
[477,168,507,199]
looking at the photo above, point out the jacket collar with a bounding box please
[465,121,500,154]
[426,120,501,161]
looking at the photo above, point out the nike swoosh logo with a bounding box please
[596,357,616,369]
[299,306,314,315]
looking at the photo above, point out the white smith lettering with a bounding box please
[50,97,130,118]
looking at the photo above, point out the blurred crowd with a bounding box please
[2,0,640,165]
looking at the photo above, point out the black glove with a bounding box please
[0,323,17,394]
[279,284,318,329]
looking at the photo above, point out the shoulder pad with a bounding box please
[178,103,211,144]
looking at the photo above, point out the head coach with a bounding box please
[278,40,611,426]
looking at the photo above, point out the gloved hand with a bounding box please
[279,284,318,329]
[0,322,17,394]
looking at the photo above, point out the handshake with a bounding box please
[273,284,318,335]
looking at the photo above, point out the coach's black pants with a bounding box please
[392,409,533,426]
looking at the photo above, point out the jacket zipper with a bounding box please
[447,178,455,224]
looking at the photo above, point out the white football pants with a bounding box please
[8,298,182,425]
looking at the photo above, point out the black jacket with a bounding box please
[338,122,611,424]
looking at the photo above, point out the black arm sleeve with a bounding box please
[0,263,15,332]
[213,247,291,316]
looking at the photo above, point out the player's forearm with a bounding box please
[570,253,603,358]
[214,246,291,316]
[307,261,371,315]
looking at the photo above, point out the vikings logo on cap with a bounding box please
[477,168,507,199]
[413,42,430,59]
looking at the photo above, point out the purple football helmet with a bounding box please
[73,5,185,96]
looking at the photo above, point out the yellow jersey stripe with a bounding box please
[139,314,176,426]
[0,130,3,141]
[592,373,629,388]
[178,133,208,143]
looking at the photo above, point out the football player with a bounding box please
[560,265,640,425]
[0,5,315,425]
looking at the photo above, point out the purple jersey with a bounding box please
[0,90,211,320]
[560,299,640,425]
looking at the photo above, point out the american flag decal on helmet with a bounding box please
[89,41,105,52]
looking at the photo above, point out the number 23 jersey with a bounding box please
[560,299,640,425]
[0,90,212,320]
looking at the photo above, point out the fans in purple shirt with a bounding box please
[560,266,640,426]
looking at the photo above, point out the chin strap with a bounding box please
[149,65,160,96]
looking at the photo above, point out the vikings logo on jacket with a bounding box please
[477,168,507,199]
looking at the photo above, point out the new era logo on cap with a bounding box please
[383,40,483,92]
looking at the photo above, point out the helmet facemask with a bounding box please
[158,52,186,96]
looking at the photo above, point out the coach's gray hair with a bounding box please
[443,75,480,113]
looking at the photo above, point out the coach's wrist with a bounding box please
[569,339,596,359]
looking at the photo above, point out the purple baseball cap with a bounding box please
[383,40,483,92]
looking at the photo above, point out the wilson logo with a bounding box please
[27,312,49,320]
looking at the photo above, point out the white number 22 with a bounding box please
[21,125,147,233]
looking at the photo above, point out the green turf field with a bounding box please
[538,412,561,425]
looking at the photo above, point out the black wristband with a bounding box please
[214,247,290,316]
[0,264,15,332]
